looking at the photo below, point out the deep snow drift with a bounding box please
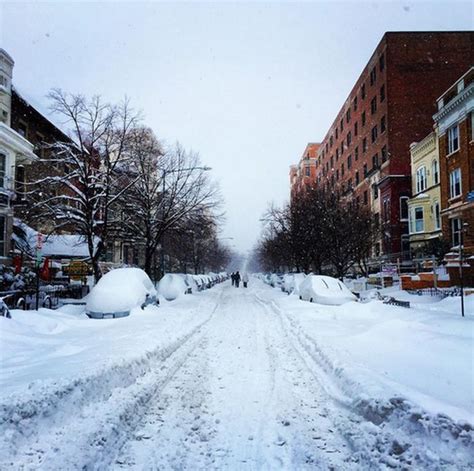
[0,279,472,469]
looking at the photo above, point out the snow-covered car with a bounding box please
[299,275,357,305]
[283,273,306,295]
[184,274,199,293]
[86,268,158,319]
[270,273,283,288]
[157,274,190,301]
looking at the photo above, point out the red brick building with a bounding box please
[290,142,320,199]
[313,31,473,257]
[434,67,474,284]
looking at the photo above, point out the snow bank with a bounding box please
[300,275,357,305]
[86,268,157,316]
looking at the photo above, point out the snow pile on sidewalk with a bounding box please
[260,283,474,465]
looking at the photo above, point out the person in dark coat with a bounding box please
[235,271,241,288]
[231,272,235,286]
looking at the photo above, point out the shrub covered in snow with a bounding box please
[0,265,36,292]
[86,268,157,319]
[299,275,357,305]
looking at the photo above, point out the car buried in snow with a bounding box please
[299,275,357,306]
[85,268,158,319]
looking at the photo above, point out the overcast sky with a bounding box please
[1,0,471,252]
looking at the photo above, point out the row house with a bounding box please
[407,132,442,253]
[434,67,474,256]
[0,49,36,262]
[308,31,473,258]
[289,143,320,199]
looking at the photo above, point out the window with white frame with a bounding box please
[432,159,439,185]
[433,201,441,230]
[410,207,424,233]
[416,166,427,193]
[447,124,459,154]
[451,218,462,247]
[449,168,461,198]
[400,196,409,220]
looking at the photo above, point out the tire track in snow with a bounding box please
[0,290,224,470]
[256,290,474,469]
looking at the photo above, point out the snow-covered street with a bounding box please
[1,279,473,469]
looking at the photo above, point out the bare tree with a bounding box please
[116,128,221,279]
[25,89,139,282]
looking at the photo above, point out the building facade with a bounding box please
[407,131,442,253]
[311,31,473,258]
[290,143,320,199]
[434,67,474,256]
[0,49,36,261]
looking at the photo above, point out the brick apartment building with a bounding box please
[434,67,474,257]
[290,143,320,198]
[312,31,473,257]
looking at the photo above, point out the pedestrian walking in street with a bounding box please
[242,272,249,288]
[235,271,241,288]
[231,272,235,286]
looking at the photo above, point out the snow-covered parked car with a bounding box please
[299,275,357,305]
[270,273,283,289]
[283,273,306,295]
[86,268,158,319]
[158,274,191,301]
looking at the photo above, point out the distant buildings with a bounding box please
[289,143,320,199]
[290,31,473,262]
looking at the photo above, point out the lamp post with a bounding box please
[160,165,212,278]
[457,221,469,318]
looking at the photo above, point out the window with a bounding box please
[449,168,461,198]
[305,166,310,177]
[416,166,427,193]
[330,156,334,168]
[371,97,377,114]
[347,154,352,169]
[336,128,339,139]
[379,53,385,71]
[336,148,339,160]
[410,207,424,233]
[361,83,366,99]
[0,153,5,188]
[341,163,345,177]
[370,67,377,85]
[447,125,459,154]
[371,125,378,143]
[364,190,368,204]
[0,215,5,257]
[340,142,344,155]
[383,198,390,222]
[372,153,379,169]
[372,183,378,200]
[363,163,368,177]
[433,201,441,230]
[355,146,359,161]
[336,169,339,179]
[354,121,358,136]
[340,118,344,132]
[400,196,409,221]
[381,145,388,163]
[355,171,360,185]
[0,74,7,88]
[348,178,352,189]
[353,96,358,111]
[17,121,28,138]
[15,165,26,199]
[346,109,351,123]
[330,136,333,147]
[432,160,439,185]
[347,131,352,146]
[380,84,385,102]
[362,138,367,153]
[0,108,7,124]
[380,115,386,133]
[451,218,462,247]
[362,111,366,126]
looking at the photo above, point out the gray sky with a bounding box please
[1,1,472,252]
